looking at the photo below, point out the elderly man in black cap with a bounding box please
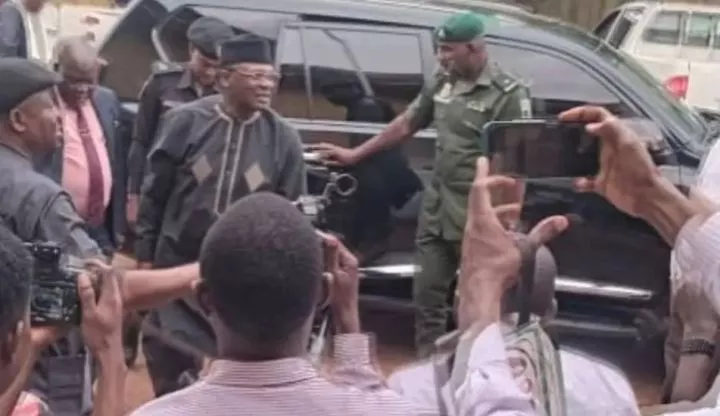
[0,56,220,415]
[126,16,234,228]
[135,33,306,396]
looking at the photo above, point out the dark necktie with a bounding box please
[75,106,105,227]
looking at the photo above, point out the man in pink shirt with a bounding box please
[39,36,128,257]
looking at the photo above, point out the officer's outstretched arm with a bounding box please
[351,83,435,163]
[120,263,199,311]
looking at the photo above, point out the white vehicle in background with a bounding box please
[40,0,125,59]
[594,2,720,115]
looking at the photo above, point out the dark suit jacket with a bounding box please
[0,1,27,58]
[38,86,129,254]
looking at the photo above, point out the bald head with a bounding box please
[55,37,101,74]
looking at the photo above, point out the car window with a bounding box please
[607,7,644,48]
[684,12,715,47]
[275,24,424,121]
[487,43,635,117]
[714,19,720,48]
[157,7,296,62]
[594,10,620,40]
[99,0,166,102]
[643,10,685,45]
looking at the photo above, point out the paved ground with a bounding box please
[114,255,664,413]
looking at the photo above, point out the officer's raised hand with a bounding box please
[306,143,359,166]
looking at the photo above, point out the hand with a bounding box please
[460,158,569,292]
[673,280,719,340]
[7,322,64,376]
[457,158,568,329]
[78,264,124,358]
[126,194,139,226]
[306,143,359,166]
[558,105,660,217]
[317,231,360,333]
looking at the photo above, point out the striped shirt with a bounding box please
[130,334,429,416]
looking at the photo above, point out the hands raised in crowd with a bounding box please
[318,231,361,334]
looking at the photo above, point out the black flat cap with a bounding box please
[217,34,273,66]
[187,17,234,60]
[0,58,60,114]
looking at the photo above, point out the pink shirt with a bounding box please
[57,95,112,219]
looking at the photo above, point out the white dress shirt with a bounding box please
[663,211,720,416]
[389,328,639,415]
[449,324,536,415]
[389,323,535,415]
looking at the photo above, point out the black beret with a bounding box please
[187,17,234,60]
[0,58,60,114]
[217,34,273,66]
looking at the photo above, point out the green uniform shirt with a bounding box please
[407,62,531,241]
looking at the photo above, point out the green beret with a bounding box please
[435,12,485,43]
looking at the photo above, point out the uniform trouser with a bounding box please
[414,231,461,358]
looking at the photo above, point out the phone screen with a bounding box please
[485,120,600,179]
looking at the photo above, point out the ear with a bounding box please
[8,108,25,133]
[0,319,23,366]
[195,280,213,316]
[216,69,231,88]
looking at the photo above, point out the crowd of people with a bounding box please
[0,0,719,414]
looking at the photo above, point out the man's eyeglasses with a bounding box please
[234,70,281,83]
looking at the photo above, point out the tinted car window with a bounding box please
[157,7,296,62]
[99,0,166,102]
[594,10,620,40]
[607,7,644,48]
[487,43,635,117]
[276,24,424,121]
[643,10,685,45]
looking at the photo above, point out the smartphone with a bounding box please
[25,242,82,326]
[484,119,600,179]
[483,119,600,235]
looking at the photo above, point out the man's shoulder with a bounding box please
[93,85,120,104]
[488,63,524,95]
[130,382,207,416]
[142,63,185,92]
[0,1,21,17]
[164,95,219,118]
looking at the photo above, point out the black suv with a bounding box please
[99,0,712,343]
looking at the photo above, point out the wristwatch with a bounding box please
[681,338,716,357]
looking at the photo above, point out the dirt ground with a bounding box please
[113,254,664,413]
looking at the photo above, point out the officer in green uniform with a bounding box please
[311,11,532,356]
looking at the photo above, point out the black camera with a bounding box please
[25,242,85,326]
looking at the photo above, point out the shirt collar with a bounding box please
[177,68,196,93]
[215,104,261,125]
[205,357,319,387]
[177,68,210,98]
[0,142,32,163]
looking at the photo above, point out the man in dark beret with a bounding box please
[0,57,216,415]
[126,16,234,229]
[136,33,306,396]
[310,11,533,356]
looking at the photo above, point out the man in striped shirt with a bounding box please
[131,193,429,416]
